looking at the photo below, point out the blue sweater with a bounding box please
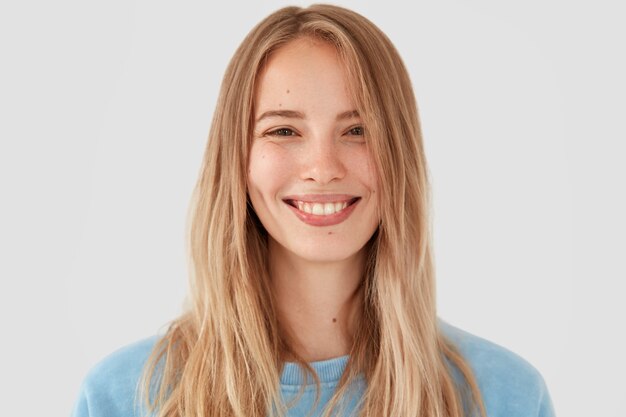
[71,320,555,417]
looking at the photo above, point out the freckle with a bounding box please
[332,318,337,323]
[328,231,332,235]
[286,89,290,94]
[278,103,282,107]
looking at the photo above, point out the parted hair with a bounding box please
[137,4,487,417]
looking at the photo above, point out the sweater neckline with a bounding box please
[280,354,351,386]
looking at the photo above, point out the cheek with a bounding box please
[350,149,378,191]
[367,157,379,190]
[247,144,292,199]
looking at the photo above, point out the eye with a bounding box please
[345,126,366,144]
[346,126,364,136]
[267,127,297,137]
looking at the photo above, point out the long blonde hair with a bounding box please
[138,4,487,417]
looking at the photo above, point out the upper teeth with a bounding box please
[295,201,349,215]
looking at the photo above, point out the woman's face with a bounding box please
[247,37,379,264]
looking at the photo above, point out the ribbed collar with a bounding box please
[280,354,351,386]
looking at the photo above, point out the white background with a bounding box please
[1,1,624,416]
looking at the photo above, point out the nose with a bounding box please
[300,136,346,185]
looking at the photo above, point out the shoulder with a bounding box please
[71,335,161,417]
[438,318,556,417]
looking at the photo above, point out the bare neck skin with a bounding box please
[268,237,366,362]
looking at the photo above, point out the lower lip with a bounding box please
[285,200,360,226]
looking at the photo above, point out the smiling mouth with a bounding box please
[283,197,360,216]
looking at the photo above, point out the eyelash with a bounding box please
[266,126,365,137]
[268,128,297,137]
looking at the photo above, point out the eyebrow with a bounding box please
[255,109,360,123]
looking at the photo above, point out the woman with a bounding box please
[71,4,555,417]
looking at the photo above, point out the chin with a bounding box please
[291,242,368,264]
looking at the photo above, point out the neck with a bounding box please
[268,238,366,362]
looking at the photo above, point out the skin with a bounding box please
[247,37,379,362]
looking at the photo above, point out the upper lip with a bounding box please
[282,194,360,203]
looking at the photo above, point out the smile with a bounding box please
[289,198,357,215]
[283,197,361,226]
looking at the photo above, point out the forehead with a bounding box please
[254,38,354,117]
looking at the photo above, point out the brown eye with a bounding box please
[347,126,364,136]
[269,128,296,136]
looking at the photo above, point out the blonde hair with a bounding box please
[138,4,487,417]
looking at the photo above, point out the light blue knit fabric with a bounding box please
[71,319,555,417]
